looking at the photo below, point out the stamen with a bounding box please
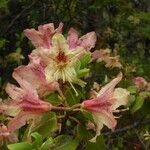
[69,81,78,96]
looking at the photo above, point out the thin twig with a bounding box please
[104,118,150,136]
[5,0,37,34]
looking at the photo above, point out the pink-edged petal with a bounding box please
[13,64,63,98]
[91,50,104,62]
[78,32,96,51]
[90,113,104,142]
[38,23,54,33]
[0,102,21,116]
[98,72,122,100]
[5,83,24,101]
[104,56,122,68]
[82,73,122,112]
[0,125,10,137]
[0,125,18,144]
[24,29,44,48]
[133,77,148,89]
[24,22,63,49]
[83,97,111,112]
[55,22,64,33]
[14,65,45,89]
[90,110,116,143]
[20,99,51,112]
[8,111,39,133]
[38,23,54,48]
[112,88,129,110]
[67,28,79,49]
[12,70,39,102]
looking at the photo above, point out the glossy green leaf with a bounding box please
[31,132,42,148]
[127,86,138,94]
[8,142,33,150]
[131,96,144,113]
[128,95,136,106]
[77,68,89,78]
[80,53,91,69]
[50,135,79,150]
[139,91,150,99]
[77,124,93,140]
[65,87,85,106]
[41,137,54,150]
[46,93,63,106]
[86,135,105,150]
[32,112,57,139]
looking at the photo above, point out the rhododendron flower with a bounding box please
[133,77,148,89]
[24,23,97,93]
[91,48,111,62]
[82,73,129,142]
[0,76,51,133]
[24,22,63,49]
[0,125,18,145]
[38,33,86,94]
[104,56,122,68]
[67,27,96,51]
[24,22,96,51]
[91,49,122,68]
[13,56,64,98]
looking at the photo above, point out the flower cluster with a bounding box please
[92,48,122,68]
[0,22,129,144]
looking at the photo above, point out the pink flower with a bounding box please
[24,22,96,51]
[82,73,129,142]
[91,49,111,62]
[133,77,148,89]
[13,56,64,98]
[0,125,18,145]
[24,22,63,49]
[91,49,122,68]
[0,76,51,133]
[67,28,97,51]
[104,56,122,68]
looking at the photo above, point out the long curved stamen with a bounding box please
[69,81,78,96]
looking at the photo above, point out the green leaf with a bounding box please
[46,93,63,106]
[127,86,138,94]
[128,95,136,106]
[41,137,54,150]
[86,135,105,150]
[131,91,150,113]
[31,132,42,148]
[81,110,93,121]
[32,112,57,139]
[65,87,85,106]
[131,96,144,113]
[80,53,91,69]
[50,135,79,150]
[139,91,150,99]
[77,68,89,78]
[8,142,33,150]
[77,124,93,140]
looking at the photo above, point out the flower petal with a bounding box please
[98,72,123,100]
[67,28,79,49]
[133,77,148,89]
[90,111,116,142]
[24,22,63,49]
[13,64,62,98]
[78,32,96,51]
[5,83,24,101]
[24,29,44,48]
[112,88,129,110]
[8,112,39,133]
